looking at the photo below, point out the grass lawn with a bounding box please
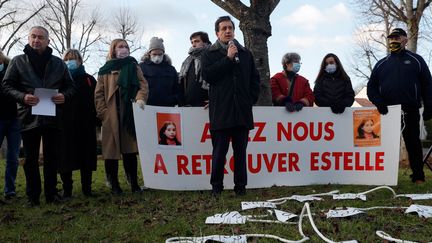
[0,160,431,242]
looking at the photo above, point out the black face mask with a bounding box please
[389,41,402,53]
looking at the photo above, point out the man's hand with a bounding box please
[227,41,238,61]
[376,104,388,115]
[136,100,145,110]
[51,93,65,104]
[24,94,40,106]
[423,108,432,121]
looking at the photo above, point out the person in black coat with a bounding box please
[2,26,76,206]
[202,16,260,196]
[313,53,354,114]
[60,49,98,198]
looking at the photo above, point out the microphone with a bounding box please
[228,40,240,63]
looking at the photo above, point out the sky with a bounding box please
[77,0,360,88]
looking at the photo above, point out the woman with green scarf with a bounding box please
[95,39,149,194]
[59,49,99,198]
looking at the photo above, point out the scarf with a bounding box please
[23,44,52,80]
[98,56,140,135]
[70,64,86,79]
[179,46,209,90]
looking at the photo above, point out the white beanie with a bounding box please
[148,37,165,53]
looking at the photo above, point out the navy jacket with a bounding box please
[367,50,432,110]
[139,59,180,107]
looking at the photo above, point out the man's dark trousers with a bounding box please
[21,126,61,202]
[210,126,249,192]
[402,109,425,181]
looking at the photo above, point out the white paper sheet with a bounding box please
[326,208,365,218]
[333,193,367,201]
[405,204,432,218]
[274,209,297,222]
[241,201,276,210]
[32,88,58,116]
[205,211,247,224]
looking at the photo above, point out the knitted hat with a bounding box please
[148,37,165,53]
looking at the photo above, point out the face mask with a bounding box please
[292,62,301,73]
[0,63,3,72]
[151,55,164,64]
[325,64,337,74]
[389,41,402,53]
[116,47,129,59]
[65,60,78,70]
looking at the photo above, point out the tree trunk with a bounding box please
[240,17,272,106]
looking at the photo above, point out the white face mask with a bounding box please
[325,64,337,74]
[0,63,4,72]
[116,47,129,59]
[150,55,164,64]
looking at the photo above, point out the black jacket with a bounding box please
[0,63,18,119]
[202,40,260,131]
[1,52,76,131]
[60,73,97,173]
[367,50,432,110]
[314,72,354,107]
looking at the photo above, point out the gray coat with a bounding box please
[1,54,76,131]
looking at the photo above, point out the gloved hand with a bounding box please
[294,101,304,111]
[284,97,295,112]
[376,103,388,115]
[423,108,432,121]
[136,100,145,110]
[331,104,345,114]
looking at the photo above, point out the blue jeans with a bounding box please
[0,118,21,196]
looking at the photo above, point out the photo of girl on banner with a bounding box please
[353,109,381,147]
[156,112,183,148]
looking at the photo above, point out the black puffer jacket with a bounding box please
[201,40,260,131]
[314,72,354,107]
[1,52,76,131]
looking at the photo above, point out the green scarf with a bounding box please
[98,56,140,135]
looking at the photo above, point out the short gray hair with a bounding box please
[281,52,301,68]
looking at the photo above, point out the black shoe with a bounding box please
[63,191,72,200]
[131,184,143,193]
[210,189,222,198]
[111,184,123,195]
[46,194,64,204]
[5,192,17,200]
[234,187,246,196]
[26,198,40,207]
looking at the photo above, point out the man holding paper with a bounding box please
[2,26,75,206]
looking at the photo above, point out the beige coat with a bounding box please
[95,65,148,159]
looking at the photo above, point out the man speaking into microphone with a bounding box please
[202,15,260,197]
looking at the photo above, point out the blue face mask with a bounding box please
[292,62,301,73]
[325,64,337,74]
[65,60,78,70]
[0,63,4,72]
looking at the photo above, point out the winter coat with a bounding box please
[367,49,432,110]
[314,73,354,107]
[94,65,148,160]
[0,63,18,119]
[270,72,314,106]
[59,73,98,173]
[139,57,180,106]
[201,40,260,131]
[2,54,75,131]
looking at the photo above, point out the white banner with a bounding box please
[133,105,401,190]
